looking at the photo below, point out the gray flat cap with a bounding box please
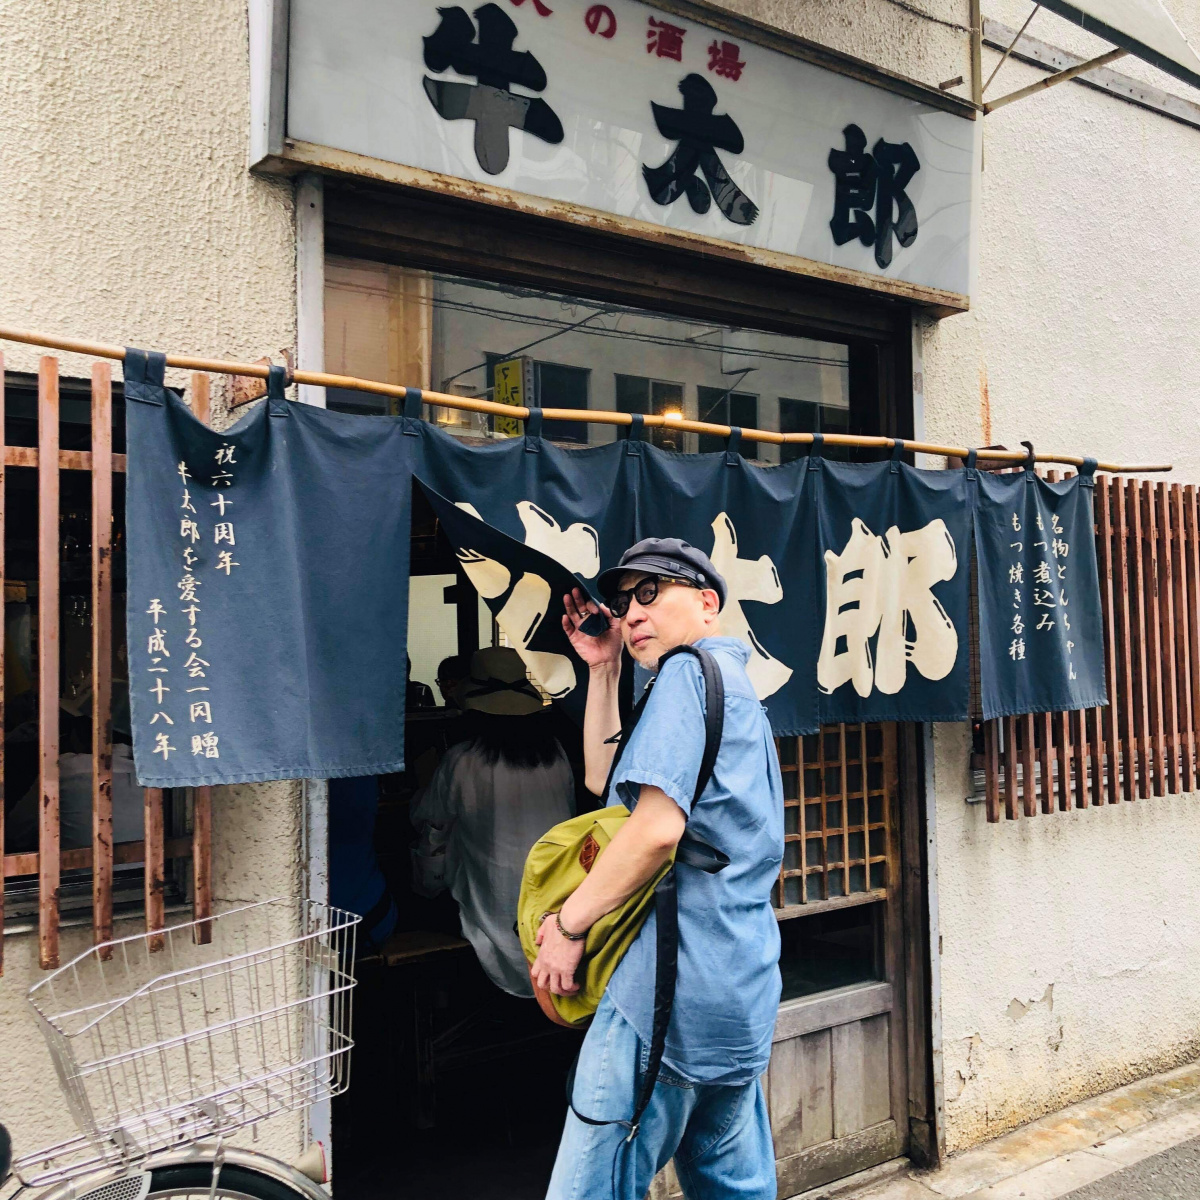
[596,537,727,609]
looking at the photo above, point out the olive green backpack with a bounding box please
[517,643,728,1027]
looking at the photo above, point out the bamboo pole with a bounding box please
[0,325,1171,474]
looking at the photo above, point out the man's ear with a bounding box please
[700,588,722,619]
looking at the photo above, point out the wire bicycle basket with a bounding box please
[17,899,359,1185]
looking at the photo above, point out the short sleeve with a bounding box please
[610,655,707,816]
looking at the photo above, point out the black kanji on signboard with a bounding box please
[828,123,921,269]
[422,3,564,175]
[642,74,757,225]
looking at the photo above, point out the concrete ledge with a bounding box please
[844,1058,1200,1200]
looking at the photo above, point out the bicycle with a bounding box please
[0,899,360,1200]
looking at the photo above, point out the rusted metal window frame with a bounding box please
[0,356,213,972]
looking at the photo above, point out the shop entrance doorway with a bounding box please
[323,185,931,1199]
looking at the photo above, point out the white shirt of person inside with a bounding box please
[411,739,575,996]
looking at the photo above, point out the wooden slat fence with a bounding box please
[0,356,214,972]
[982,471,1200,821]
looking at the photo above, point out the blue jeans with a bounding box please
[547,995,776,1200]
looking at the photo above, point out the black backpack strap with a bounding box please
[672,645,724,806]
[570,643,727,1142]
[597,644,724,806]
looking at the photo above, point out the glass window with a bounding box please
[324,260,854,463]
[779,396,852,463]
[696,387,758,458]
[615,374,685,451]
[536,361,590,445]
[778,904,882,1001]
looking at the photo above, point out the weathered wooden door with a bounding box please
[652,723,909,1199]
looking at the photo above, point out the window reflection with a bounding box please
[324,260,850,460]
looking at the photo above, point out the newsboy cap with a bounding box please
[596,537,727,609]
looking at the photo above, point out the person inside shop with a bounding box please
[532,538,783,1200]
[435,654,469,709]
[406,655,436,709]
[411,646,575,996]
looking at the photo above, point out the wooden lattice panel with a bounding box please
[981,473,1200,820]
[774,723,896,914]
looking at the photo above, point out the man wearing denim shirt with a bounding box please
[531,537,783,1200]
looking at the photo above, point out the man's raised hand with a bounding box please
[562,587,622,667]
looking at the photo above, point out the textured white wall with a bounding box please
[0,0,295,392]
[0,0,301,1167]
[918,2,1200,1154]
[932,725,1200,1151]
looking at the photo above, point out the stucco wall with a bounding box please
[917,3,1200,1155]
[0,0,301,1168]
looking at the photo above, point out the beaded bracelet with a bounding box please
[542,909,587,940]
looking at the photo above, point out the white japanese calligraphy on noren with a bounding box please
[146,439,238,777]
[178,573,201,602]
[817,517,958,698]
[184,652,209,679]
[191,732,220,758]
[707,512,791,699]
[454,501,599,698]
[516,502,600,576]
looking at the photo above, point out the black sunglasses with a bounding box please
[608,575,696,618]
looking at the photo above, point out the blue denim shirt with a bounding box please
[604,637,783,1085]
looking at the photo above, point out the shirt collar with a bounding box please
[694,636,752,664]
[635,636,752,695]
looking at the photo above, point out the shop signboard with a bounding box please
[283,0,978,301]
[492,355,534,436]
